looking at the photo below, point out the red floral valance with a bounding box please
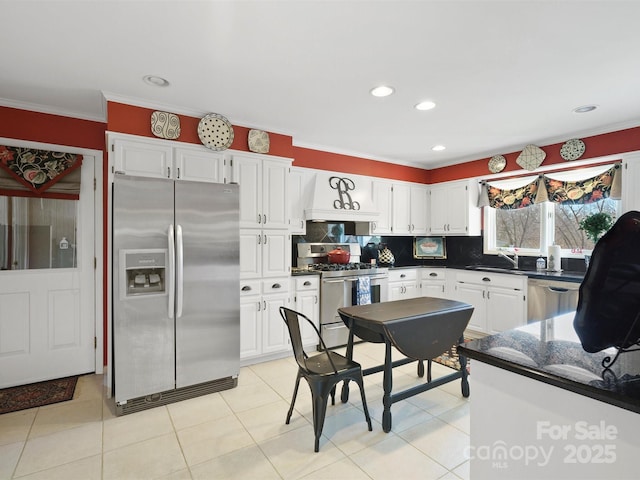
[0,145,82,199]
[543,165,617,205]
[479,164,621,210]
[486,177,540,210]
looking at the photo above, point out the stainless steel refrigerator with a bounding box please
[112,174,239,415]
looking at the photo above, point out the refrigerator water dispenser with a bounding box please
[120,249,168,298]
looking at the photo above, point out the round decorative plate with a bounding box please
[560,138,586,161]
[488,155,506,173]
[197,113,234,151]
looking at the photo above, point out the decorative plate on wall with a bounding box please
[516,144,546,171]
[560,138,586,161]
[248,129,270,154]
[488,155,506,173]
[197,113,234,151]
[151,111,181,140]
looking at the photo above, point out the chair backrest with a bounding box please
[279,307,308,367]
[574,210,640,352]
[279,307,339,373]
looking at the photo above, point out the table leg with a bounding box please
[382,339,393,432]
[340,324,355,403]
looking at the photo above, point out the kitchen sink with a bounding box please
[464,265,527,275]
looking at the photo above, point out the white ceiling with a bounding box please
[2,0,640,169]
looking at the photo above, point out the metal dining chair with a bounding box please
[279,306,372,452]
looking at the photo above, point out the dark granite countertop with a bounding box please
[458,313,640,414]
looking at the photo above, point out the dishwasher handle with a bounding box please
[547,286,572,293]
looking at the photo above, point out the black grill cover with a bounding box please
[574,210,640,353]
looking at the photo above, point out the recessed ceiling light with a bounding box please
[573,104,597,113]
[432,145,446,151]
[370,85,395,97]
[415,100,436,111]
[143,75,170,87]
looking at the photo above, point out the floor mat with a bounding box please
[0,375,79,414]
[432,340,471,372]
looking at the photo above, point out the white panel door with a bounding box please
[0,157,96,388]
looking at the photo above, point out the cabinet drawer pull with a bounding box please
[429,272,437,277]
[241,285,252,291]
[271,283,281,289]
[303,281,311,286]
[400,274,406,278]
[482,277,491,282]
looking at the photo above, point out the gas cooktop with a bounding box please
[310,263,389,278]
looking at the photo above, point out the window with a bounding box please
[483,164,622,257]
[0,195,78,270]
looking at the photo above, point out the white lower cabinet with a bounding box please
[388,269,420,301]
[452,270,527,334]
[240,278,291,361]
[421,268,449,299]
[292,276,320,348]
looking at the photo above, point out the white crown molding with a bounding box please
[101,91,207,119]
[0,97,106,123]
[101,91,295,138]
[291,139,427,170]
[429,119,640,170]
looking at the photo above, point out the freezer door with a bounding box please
[175,181,240,387]
[113,175,176,403]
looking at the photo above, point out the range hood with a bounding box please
[304,172,380,222]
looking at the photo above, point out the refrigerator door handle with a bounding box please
[176,224,184,318]
[168,224,175,319]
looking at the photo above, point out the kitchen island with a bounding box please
[458,313,640,479]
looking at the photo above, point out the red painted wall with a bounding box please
[106,102,430,183]
[429,126,640,184]
[107,102,296,158]
[0,105,109,364]
[4,102,640,369]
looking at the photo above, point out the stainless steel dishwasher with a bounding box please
[527,278,581,322]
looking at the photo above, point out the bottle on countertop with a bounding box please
[536,256,546,271]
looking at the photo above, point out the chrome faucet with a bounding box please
[498,251,519,268]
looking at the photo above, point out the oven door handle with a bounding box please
[368,275,389,281]
[322,278,358,284]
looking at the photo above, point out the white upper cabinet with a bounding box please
[110,134,226,183]
[112,136,173,179]
[409,184,429,234]
[391,182,429,235]
[392,183,412,235]
[174,147,226,183]
[230,151,291,230]
[429,179,481,236]
[289,167,312,234]
[371,180,393,234]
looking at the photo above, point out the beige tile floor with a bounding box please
[0,342,471,480]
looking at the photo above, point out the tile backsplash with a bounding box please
[292,222,587,272]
